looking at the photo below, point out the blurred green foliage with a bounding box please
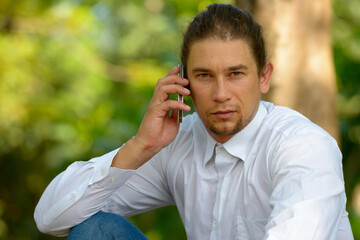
[0,0,231,239]
[0,0,358,239]
[333,0,360,238]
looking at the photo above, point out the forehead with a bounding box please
[187,38,257,69]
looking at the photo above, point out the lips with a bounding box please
[212,110,236,119]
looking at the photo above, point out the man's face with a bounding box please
[187,38,272,143]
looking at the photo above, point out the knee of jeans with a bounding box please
[69,212,148,240]
[96,211,128,229]
[81,211,124,228]
[69,212,120,236]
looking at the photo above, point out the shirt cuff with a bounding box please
[95,167,136,190]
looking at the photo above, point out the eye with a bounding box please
[229,71,244,80]
[231,72,242,77]
[197,73,211,79]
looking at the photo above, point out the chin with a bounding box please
[209,123,243,137]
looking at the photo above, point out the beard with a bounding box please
[207,118,243,137]
[200,103,258,139]
[202,104,244,137]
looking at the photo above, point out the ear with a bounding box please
[259,62,273,94]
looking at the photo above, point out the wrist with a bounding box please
[133,135,162,158]
[111,137,159,170]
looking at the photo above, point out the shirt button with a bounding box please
[213,221,217,228]
[110,177,115,182]
[71,193,76,200]
[100,169,105,176]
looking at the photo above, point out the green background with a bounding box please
[0,0,359,239]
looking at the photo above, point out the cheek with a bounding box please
[191,92,204,111]
[242,79,261,96]
[191,89,212,116]
[232,81,261,106]
[191,84,208,103]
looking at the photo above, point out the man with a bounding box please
[34,4,353,239]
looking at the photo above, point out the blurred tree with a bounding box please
[236,0,360,238]
[236,0,339,140]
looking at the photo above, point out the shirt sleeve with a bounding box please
[34,147,173,237]
[264,133,350,240]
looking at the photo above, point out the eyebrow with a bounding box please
[228,64,249,71]
[191,64,249,73]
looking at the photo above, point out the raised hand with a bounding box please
[111,66,191,169]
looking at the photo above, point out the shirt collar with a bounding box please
[202,125,218,167]
[202,102,267,166]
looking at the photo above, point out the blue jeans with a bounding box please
[68,211,148,240]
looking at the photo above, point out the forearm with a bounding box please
[111,137,160,170]
[34,149,135,236]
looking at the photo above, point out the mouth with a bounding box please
[211,110,236,119]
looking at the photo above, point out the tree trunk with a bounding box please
[235,0,339,141]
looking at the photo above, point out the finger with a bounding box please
[165,65,180,77]
[154,100,191,116]
[158,84,190,97]
[170,106,179,123]
[153,84,191,104]
[153,79,191,104]
[164,100,191,112]
[156,75,189,90]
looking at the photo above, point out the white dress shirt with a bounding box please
[34,101,354,239]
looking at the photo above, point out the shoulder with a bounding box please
[261,101,336,144]
[259,102,342,171]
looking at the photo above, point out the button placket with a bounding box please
[210,144,230,239]
[212,143,241,239]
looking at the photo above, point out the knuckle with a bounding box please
[155,77,165,86]
[157,77,164,84]
[157,84,167,93]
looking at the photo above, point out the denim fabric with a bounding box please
[68,212,148,240]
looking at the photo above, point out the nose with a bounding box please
[212,78,232,103]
